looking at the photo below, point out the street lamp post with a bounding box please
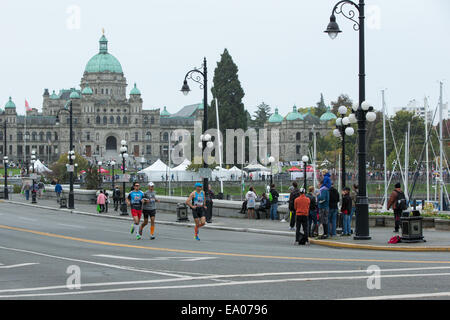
[333,106,356,190]
[110,160,116,190]
[181,58,209,192]
[98,161,103,189]
[268,156,275,186]
[140,157,146,171]
[302,155,309,190]
[56,98,75,209]
[3,121,8,200]
[119,140,129,215]
[31,150,37,204]
[74,163,78,181]
[325,0,377,240]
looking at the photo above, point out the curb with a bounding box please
[4,200,450,252]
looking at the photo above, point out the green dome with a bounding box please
[5,97,16,109]
[320,107,337,122]
[84,34,123,74]
[285,105,304,121]
[82,84,93,95]
[50,90,59,100]
[130,83,141,95]
[70,90,80,99]
[160,106,171,116]
[268,108,283,123]
[303,111,321,125]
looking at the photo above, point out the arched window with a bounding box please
[135,118,138,124]
[135,132,139,141]
[46,132,52,142]
[32,132,37,141]
[110,116,114,124]
[309,132,313,141]
[163,132,169,142]
[103,116,107,125]
[54,132,58,141]
[150,116,155,125]
[123,116,128,124]
[146,132,152,141]
[39,132,44,142]
[96,116,100,124]
[143,116,149,125]
[116,116,121,125]
[17,132,23,141]
[296,132,301,141]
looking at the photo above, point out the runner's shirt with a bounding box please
[143,191,157,211]
[246,191,257,209]
[192,191,205,207]
[128,190,144,210]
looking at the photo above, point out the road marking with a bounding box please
[2,272,450,298]
[345,291,450,300]
[93,254,216,262]
[0,245,189,279]
[1,266,450,294]
[0,263,39,269]
[58,223,86,229]
[1,224,449,265]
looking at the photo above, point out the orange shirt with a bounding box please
[294,194,310,216]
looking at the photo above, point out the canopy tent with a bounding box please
[138,159,170,182]
[288,166,301,172]
[244,163,271,172]
[171,159,201,181]
[172,159,191,171]
[33,159,52,173]
[98,168,110,173]
[212,166,230,180]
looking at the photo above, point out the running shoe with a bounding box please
[194,235,200,241]
[150,235,156,240]
[136,234,142,240]
[130,225,135,234]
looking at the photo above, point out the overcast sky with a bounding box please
[0,0,448,117]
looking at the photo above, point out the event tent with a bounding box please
[138,159,169,181]
[33,159,52,173]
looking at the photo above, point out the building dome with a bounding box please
[50,90,59,99]
[84,34,123,74]
[82,84,93,95]
[303,111,321,125]
[160,106,171,116]
[285,105,304,121]
[130,83,141,95]
[268,108,283,123]
[70,90,81,99]
[320,107,337,122]
[5,97,16,109]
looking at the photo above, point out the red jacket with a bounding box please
[294,194,310,216]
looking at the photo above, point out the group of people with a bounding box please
[244,184,280,220]
[21,180,45,201]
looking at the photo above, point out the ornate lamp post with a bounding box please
[98,161,103,188]
[268,156,275,186]
[302,155,309,190]
[324,0,377,240]
[110,160,116,190]
[119,140,129,215]
[30,150,37,204]
[3,120,8,200]
[181,58,209,192]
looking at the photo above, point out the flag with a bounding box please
[25,100,32,112]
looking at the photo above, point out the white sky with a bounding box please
[0,0,448,117]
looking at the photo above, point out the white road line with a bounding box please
[345,291,450,300]
[0,245,189,279]
[93,254,216,262]
[2,272,450,298]
[2,266,450,295]
[0,263,39,269]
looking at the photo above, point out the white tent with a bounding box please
[171,159,201,181]
[172,159,191,171]
[138,159,169,181]
[33,159,52,173]
[244,163,271,172]
[228,166,247,180]
[212,166,231,180]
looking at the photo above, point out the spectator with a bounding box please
[306,186,318,237]
[328,182,339,237]
[387,183,407,233]
[103,189,109,213]
[97,190,106,213]
[113,186,121,211]
[294,188,310,245]
[22,182,31,201]
[349,184,358,234]
[55,181,63,204]
[269,184,279,221]
[317,180,330,239]
[37,181,45,198]
[256,193,269,219]
[288,182,301,231]
[341,187,353,236]
[205,185,215,223]
[281,186,294,223]
[322,169,332,189]
[245,186,257,219]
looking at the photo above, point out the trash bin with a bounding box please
[401,210,425,243]
[120,203,128,215]
[176,203,189,222]
[60,197,67,208]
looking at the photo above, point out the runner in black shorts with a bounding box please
[186,182,207,241]
[139,182,160,240]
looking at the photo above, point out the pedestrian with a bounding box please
[282,186,294,223]
[328,182,339,237]
[245,186,257,219]
[269,184,279,221]
[103,189,109,213]
[288,182,301,231]
[22,182,31,201]
[54,180,62,204]
[256,193,269,219]
[186,182,207,241]
[387,183,407,233]
[294,188,310,245]
[322,169,332,189]
[139,182,160,240]
[341,187,353,236]
[349,184,358,234]
[113,186,121,211]
[37,181,44,198]
[306,186,318,237]
[317,180,330,239]
[127,183,145,239]
[97,190,106,213]
[205,185,215,223]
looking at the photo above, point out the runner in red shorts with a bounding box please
[126,183,145,240]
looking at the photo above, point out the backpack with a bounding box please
[268,192,273,202]
[307,194,317,211]
[388,235,401,244]
[395,190,408,211]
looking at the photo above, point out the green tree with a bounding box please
[316,93,328,117]
[85,164,101,190]
[331,94,353,115]
[49,152,89,183]
[252,102,272,129]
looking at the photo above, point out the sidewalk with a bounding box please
[5,194,450,252]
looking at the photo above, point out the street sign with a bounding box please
[117,174,130,182]
[198,168,212,179]
[67,165,74,173]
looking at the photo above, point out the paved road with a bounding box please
[0,202,449,300]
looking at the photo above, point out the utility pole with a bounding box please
[439,81,444,211]
[425,96,430,203]
[382,89,388,210]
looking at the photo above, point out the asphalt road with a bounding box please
[0,202,449,300]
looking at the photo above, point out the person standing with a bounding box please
[113,186,121,211]
[127,183,145,240]
[55,181,62,204]
[37,181,44,198]
[103,189,109,213]
[288,182,301,231]
[140,182,160,240]
[186,182,207,241]
[387,183,407,233]
[97,190,106,213]
[269,184,279,221]
[328,183,339,237]
[341,187,353,236]
[245,187,257,219]
[256,193,269,219]
[350,184,358,234]
[205,185,215,223]
[22,182,31,201]
[306,186,318,237]
[317,180,330,239]
[294,188,310,245]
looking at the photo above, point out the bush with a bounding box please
[13,184,21,194]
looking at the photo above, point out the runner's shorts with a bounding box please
[192,207,205,219]
[143,209,156,219]
[131,209,142,220]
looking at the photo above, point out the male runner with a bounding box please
[186,182,207,241]
[127,182,145,240]
[139,182,160,240]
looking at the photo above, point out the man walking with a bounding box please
[269,184,279,221]
[55,180,62,204]
[387,183,407,233]
[113,186,121,211]
[288,182,301,231]
[294,188,310,245]
[317,180,330,239]
[328,182,339,237]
